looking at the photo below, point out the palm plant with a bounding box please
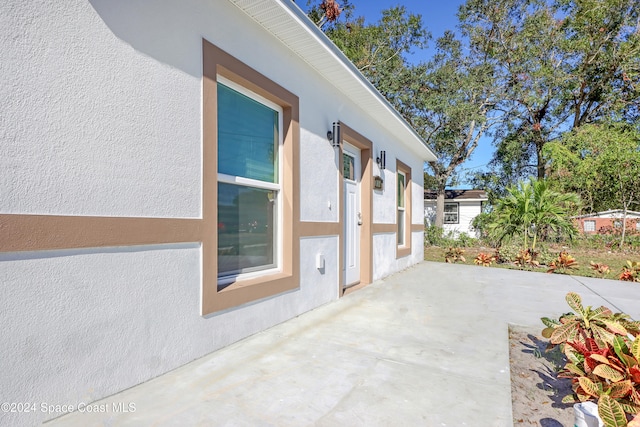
[488,178,579,250]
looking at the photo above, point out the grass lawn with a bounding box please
[424,244,640,282]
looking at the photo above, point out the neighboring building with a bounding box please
[574,210,640,234]
[0,1,437,425]
[424,190,488,237]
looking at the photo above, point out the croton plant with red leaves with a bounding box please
[542,292,640,426]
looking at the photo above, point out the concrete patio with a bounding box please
[47,261,640,426]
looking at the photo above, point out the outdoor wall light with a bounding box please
[327,121,341,147]
[376,150,386,170]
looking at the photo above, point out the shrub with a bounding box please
[444,247,465,263]
[589,261,611,278]
[474,252,495,267]
[424,225,446,246]
[541,293,640,427]
[455,232,478,247]
[494,242,522,264]
[515,249,540,269]
[424,225,479,248]
[547,251,579,274]
[470,212,494,242]
[619,261,640,282]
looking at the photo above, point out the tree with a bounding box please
[544,122,640,245]
[488,177,579,250]
[303,0,354,29]
[416,32,503,226]
[423,172,438,190]
[320,5,430,113]
[461,0,640,187]
[310,4,502,226]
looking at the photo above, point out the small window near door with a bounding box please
[583,220,596,232]
[444,203,459,224]
[343,153,355,181]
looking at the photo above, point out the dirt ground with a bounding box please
[509,325,576,427]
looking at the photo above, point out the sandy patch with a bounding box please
[509,325,575,427]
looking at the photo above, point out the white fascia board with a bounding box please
[227,0,438,162]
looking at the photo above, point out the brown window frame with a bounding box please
[396,159,412,259]
[202,39,300,314]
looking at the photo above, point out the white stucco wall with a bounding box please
[1,0,202,217]
[1,1,429,425]
[1,237,339,426]
[372,231,423,280]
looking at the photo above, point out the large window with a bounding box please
[444,203,459,224]
[202,39,300,314]
[397,171,406,246]
[217,79,282,282]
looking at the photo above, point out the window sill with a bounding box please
[218,270,291,292]
[203,270,298,314]
[396,246,411,259]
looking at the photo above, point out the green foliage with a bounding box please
[493,241,522,264]
[423,172,438,190]
[424,226,479,248]
[619,261,640,282]
[461,0,640,188]
[541,292,640,349]
[455,232,477,247]
[424,225,446,246]
[470,211,495,242]
[545,122,640,247]
[313,2,499,227]
[540,295,640,427]
[487,177,579,250]
[419,31,502,225]
[321,5,429,110]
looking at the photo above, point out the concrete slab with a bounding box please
[47,261,640,427]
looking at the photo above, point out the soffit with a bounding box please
[227,0,437,162]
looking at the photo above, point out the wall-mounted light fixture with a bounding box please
[327,121,341,147]
[376,150,386,170]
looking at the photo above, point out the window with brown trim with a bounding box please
[202,39,300,314]
[396,160,412,258]
[397,171,406,246]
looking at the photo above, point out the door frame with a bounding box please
[342,143,361,288]
[338,122,373,296]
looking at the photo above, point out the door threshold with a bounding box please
[342,281,368,297]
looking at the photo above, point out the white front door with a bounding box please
[343,143,361,287]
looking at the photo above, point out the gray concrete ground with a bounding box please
[48,261,640,426]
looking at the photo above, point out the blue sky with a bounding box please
[298,1,494,183]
